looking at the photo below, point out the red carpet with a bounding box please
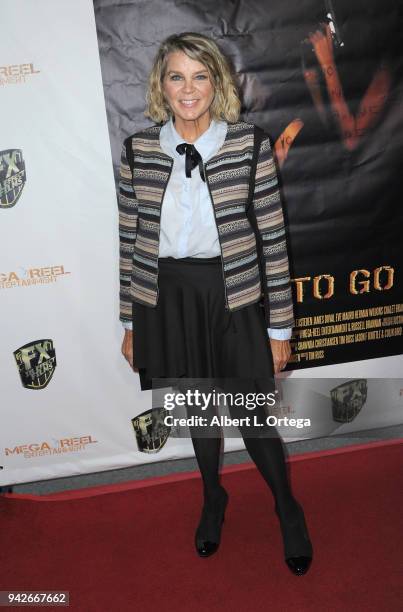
[1,439,402,612]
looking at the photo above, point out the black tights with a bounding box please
[185,380,299,521]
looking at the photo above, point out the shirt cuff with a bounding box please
[122,320,133,331]
[267,327,292,340]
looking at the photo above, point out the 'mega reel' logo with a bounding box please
[0,149,26,209]
[14,339,57,390]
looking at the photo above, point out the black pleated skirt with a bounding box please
[132,256,275,392]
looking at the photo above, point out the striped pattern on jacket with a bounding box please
[118,119,295,331]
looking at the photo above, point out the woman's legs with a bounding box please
[183,379,225,506]
[189,435,223,506]
[241,430,299,520]
[186,395,228,557]
[226,391,299,520]
[229,397,313,571]
[184,382,312,568]
[184,377,297,516]
[190,417,299,519]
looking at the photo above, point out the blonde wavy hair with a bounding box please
[144,32,242,124]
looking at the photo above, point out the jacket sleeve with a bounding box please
[251,133,295,330]
[117,136,138,329]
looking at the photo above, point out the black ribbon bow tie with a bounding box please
[176,142,206,182]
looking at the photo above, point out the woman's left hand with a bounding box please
[269,338,291,374]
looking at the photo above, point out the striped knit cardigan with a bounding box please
[118,119,295,331]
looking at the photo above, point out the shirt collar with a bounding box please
[160,115,227,162]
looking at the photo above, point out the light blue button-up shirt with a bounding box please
[158,115,225,258]
[123,115,291,341]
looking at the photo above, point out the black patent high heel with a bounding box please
[275,499,313,575]
[195,486,229,558]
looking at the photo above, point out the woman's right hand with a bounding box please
[121,329,139,372]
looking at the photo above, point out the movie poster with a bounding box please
[95,0,403,369]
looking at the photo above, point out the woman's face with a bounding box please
[161,50,215,123]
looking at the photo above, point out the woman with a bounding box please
[119,31,313,575]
